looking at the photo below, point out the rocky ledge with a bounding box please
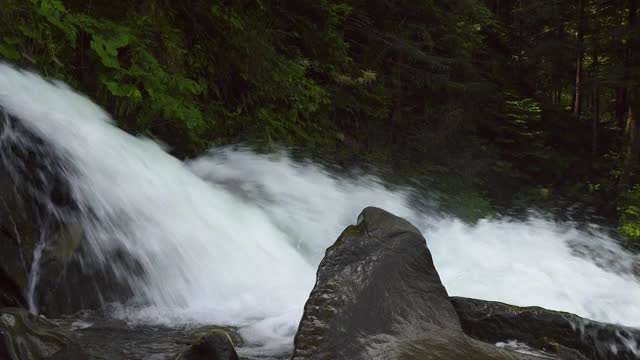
[451,297,640,360]
[0,307,242,360]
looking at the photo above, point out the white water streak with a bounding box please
[27,232,47,314]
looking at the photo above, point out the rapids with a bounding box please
[1,63,639,356]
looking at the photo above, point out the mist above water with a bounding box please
[1,64,639,355]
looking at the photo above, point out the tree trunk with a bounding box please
[591,4,600,161]
[618,0,638,193]
[573,0,586,118]
[390,87,402,146]
[619,91,640,193]
[617,88,628,129]
[618,0,635,129]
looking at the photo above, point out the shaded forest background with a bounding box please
[0,0,639,245]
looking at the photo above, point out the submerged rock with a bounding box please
[45,311,245,360]
[451,297,640,360]
[0,307,75,360]
[189,326,244,348]
[291,207,543,360]
[174,332,240,360]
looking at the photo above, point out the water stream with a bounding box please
[26,230,47,314]
[1,63,640,356]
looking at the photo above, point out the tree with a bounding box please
[619,0,639,193]
[573,0,586,118]
[591,0,600,161]
[3,0,640,235]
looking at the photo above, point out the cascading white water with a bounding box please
[26,231,47,314]
[1,63,640,355]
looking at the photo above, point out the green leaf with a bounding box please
[90,31,130,69]
[0,43,19,60]
[102,79,142,101]
[32,0,77,44]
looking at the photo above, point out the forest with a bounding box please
[0,0,639,245]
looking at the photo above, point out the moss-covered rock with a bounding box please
[0,307,75,360]
[174,333,240,360]
[189,326,243,348]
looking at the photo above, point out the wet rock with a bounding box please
[0,109,136,316]
[0,176,99,317]
[0,267,26,308]
[36,241,139,316]
[47,311,245,360]
[45,345,92,360]
[0,163,34,308]
[174,332,240,360]
[0,307,75,360]
[395,330,551,360]
[0,109,75,310]
[291,207,543,360]
[451,297,640,360]
[189,326,244,348]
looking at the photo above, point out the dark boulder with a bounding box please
[451,297,640,360]
[174,332,240,360]
[35,240,140,317]
[0,267,25,309]
[291,207,544,360]
[0,109,136,316]
[0,108,77,311]
[0,158,36,308]
[0,307,76,359]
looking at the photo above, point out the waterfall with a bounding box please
[1,63,639,355]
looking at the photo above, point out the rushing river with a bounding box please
[1,63,639,357]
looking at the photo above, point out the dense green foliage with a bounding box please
[0,0,639,244]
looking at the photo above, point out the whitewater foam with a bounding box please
[1,63,639,355]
